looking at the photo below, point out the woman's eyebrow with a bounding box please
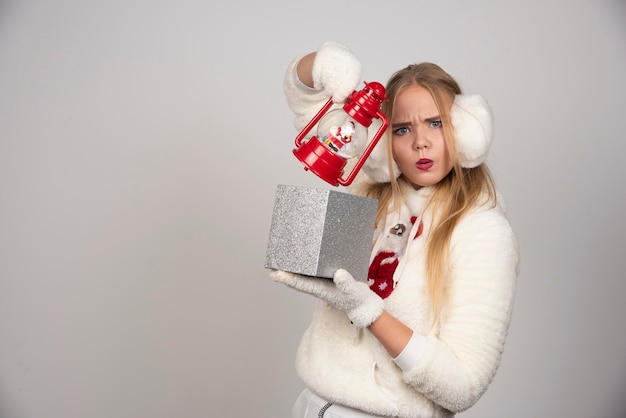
[392,115,440,127]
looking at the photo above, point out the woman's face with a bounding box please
[391,84,454,187]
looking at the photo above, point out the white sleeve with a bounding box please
[393,331,427,372]
[401,207,519,413]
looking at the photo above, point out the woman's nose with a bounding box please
[414,133,429,150]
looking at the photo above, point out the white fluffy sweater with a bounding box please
[284,58,520,418]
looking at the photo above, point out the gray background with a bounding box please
[1,0,625,417]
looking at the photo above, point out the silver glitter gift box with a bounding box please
[265,184,378,280]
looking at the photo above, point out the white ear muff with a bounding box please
[451,94,493,168]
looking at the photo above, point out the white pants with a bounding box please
[292,388,390,418]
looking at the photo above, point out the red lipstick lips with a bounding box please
[416,158,433,170]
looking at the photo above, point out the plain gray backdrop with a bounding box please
[1,0,625,417]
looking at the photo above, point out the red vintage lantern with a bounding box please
[293,81,389,187]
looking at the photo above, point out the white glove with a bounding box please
[312,41,363,103]
[270,268,384,328]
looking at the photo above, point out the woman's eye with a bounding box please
[393,126,410,135]
[430,120,442,128]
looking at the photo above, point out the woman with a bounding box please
[270,41,519,418]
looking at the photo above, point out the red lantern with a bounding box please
[293,81,389,187]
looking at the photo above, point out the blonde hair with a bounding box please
[356,63,497,322]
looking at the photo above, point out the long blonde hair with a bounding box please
[356,63,497,321]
